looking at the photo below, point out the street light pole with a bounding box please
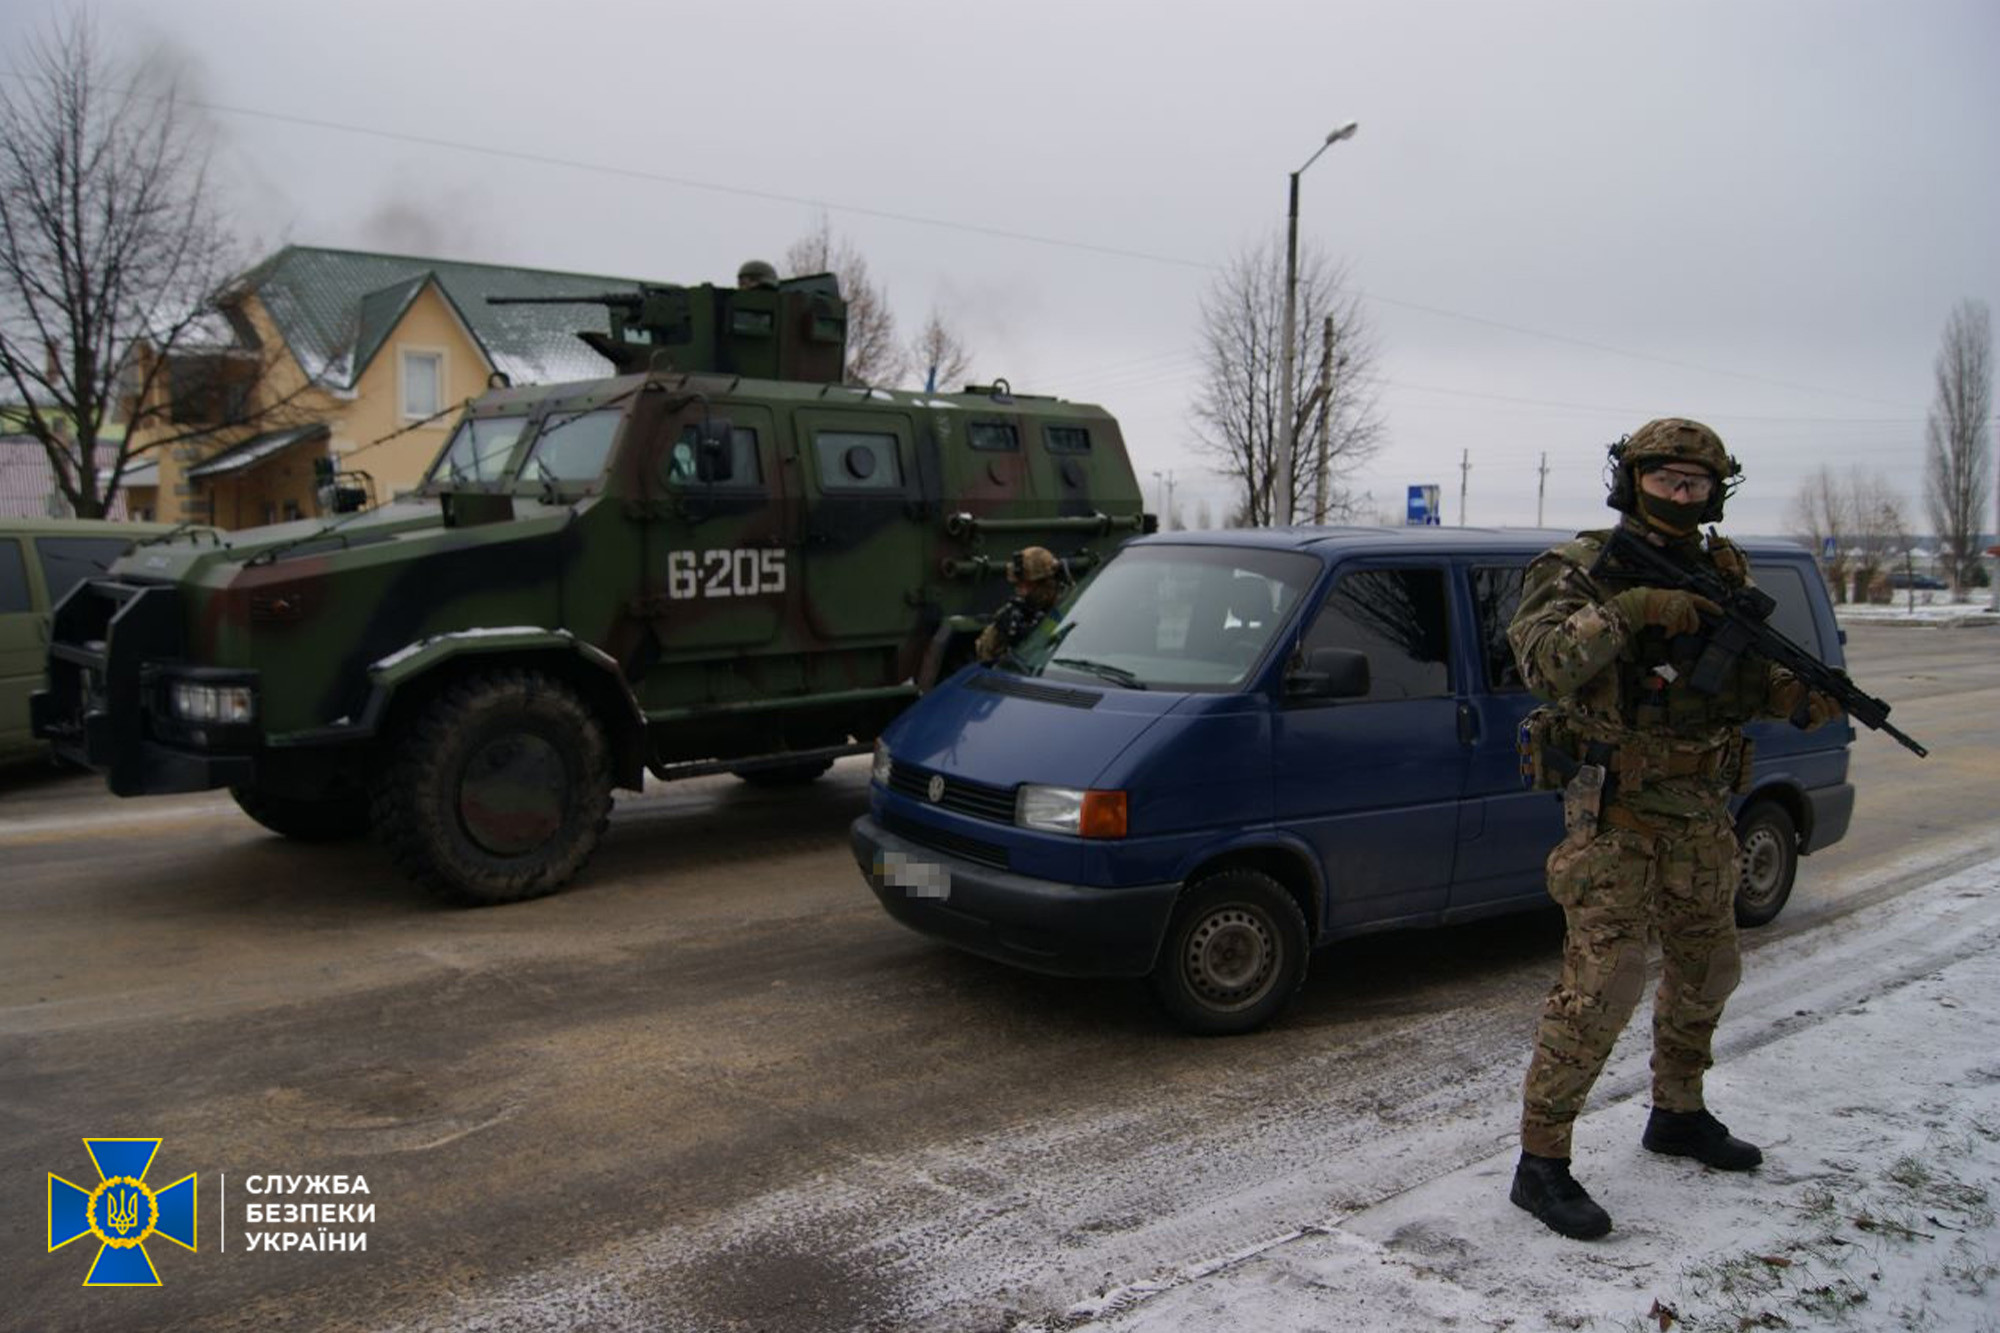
[1275,119,1358,527]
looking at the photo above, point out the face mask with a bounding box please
[1637,488,1706,535]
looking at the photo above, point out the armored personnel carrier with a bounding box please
[35,267,1149,903]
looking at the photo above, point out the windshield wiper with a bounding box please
[1052,657,1145,689]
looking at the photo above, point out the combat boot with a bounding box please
[1643,1107,1763,1171]
[1510,1152,1612,1240]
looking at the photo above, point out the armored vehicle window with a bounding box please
[1300,567,1452,701]
[815,430,903,491]
[1751,564,1823,654]
[969,422,1019,452]
[668,426,762,487]
[1044,425,1091,454]
[428,415,527,485]
[1471,565,1529,692]
[731,309,774,336]
[0,540,29,613]
[525,408,623,482]
[36,537,133,607]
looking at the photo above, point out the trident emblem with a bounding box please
[107,1186,141,1234]
[49,1138,197,1286]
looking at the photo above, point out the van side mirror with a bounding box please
[1286,647,1370,701]
[696,417,734,483]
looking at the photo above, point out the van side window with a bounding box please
[1299,567,1451,700]
[35,537,132,607]
[1750,565,1822,653]
[0,541,29,613]
[1471,565,1528,692]
[814,430,904,490]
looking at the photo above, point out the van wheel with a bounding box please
[732,758,834,787]
[375,670,612,906]
[1148,869,1309,1036]
[1733,800,1798,928]
[231,785,372,842]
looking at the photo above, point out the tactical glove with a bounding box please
[1609,586,1721,637]
[1767,676,1845,730]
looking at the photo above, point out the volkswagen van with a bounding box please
[851,527,1856,1034]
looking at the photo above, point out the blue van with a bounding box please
[851,527,1855,1034]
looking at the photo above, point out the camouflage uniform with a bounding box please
[975,546,1067,664]
[1509,422,1809,1161]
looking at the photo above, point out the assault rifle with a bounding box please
[1592,526,1928,757]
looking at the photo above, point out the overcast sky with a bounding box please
[6,0,1994,535]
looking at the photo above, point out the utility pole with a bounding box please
[1311,315,1334,524]
[1459,448,1471,526]
[1275,120,1359,526]
[1536,451,1549,527]
[1151,469,1176,529]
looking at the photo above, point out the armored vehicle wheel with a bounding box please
[1733,800,1797,928]
[732,758,834,787]
[1148,869,1309,1036]
[230,785,372,842]
[375,670,612,906]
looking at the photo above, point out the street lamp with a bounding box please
[1275,119,1358,526]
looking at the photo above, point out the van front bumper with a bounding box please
[851,815,1180,978]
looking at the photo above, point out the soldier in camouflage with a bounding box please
[975,546,1069,664]
[1505,418,1842,1241]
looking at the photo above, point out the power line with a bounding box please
[0,68,1943,416]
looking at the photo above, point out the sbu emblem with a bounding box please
[49,1138,197,1286]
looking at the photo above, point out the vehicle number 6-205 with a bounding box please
[666,548,787,599]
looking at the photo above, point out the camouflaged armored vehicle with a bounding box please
[34,268,1149,903]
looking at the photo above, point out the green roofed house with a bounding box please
[127,245,655,528]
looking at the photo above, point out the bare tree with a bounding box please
[1787,465,1853,600]
[907,309,972,392]
[1923,299,1994,598]
[1848,470,1912,602]
[0,14,299,519]
[784,216,906,388]
[1191,238,1382,526]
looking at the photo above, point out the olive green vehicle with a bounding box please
[34,271,1149,903]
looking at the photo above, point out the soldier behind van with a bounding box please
[976,546,1070,664]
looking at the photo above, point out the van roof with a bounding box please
[1132,525,1812,560]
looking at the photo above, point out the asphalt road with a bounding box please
[4,623,1996,1333]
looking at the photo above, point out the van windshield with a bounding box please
[1012,545,1319,692]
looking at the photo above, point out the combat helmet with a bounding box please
[1006,545,1066,586]
[1606,417,1740,524]
[736,259,780,291]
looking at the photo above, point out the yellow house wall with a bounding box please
[129,282,491,527]
[333,285,493,502]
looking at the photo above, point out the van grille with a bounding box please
[882,814,1010,870]
[888,760,1017,824]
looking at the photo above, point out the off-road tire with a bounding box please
[374,670,613,906]
[732,757,834,787]
[230,785,372,842]
[1733,800,1798,928]
[1148,869,1310,1036]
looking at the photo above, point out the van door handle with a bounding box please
[1457,701,1478,746]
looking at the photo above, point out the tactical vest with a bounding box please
[1533,528,1766,800]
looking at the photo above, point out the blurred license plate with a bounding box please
[875,850,950,899]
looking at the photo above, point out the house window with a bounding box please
[402,350,444,421]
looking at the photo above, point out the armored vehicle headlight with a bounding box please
[170,681,256,725]
[871,739,893,788]
[1015,784,1128,839]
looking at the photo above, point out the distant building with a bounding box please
[127,245,655,529]
[0,422,136,520]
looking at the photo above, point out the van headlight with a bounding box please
[871,739,893,788]
[1015,784,1128,839]
[169,680,257,725]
